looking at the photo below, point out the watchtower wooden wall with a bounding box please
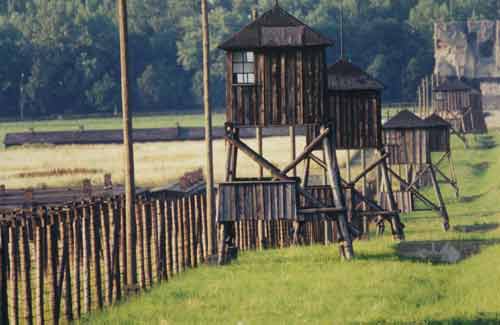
[433,89,471,113]
[428,127,450,152]
[306,90,382,149]
[226,48,326,127]
[383,128,431,165]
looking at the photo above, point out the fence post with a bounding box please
[1,223,9,325]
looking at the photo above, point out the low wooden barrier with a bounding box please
[0,187,333,324]
[0,190,213,325]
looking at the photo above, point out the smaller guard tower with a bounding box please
[433,78,487,137]
[217,3,355,262]
[382,111,450,231]
[423,113,459,198]
[304,59,405,239]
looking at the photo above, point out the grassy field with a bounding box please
[77,132,500,324]
[0,113,355,189]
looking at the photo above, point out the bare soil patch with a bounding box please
[397,240,499,264]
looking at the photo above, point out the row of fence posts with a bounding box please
[0,189,333,325]
[0,191,214,325]
[417,74,443,118]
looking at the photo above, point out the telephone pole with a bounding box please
[201,0,215,255]
[117,0,137,286]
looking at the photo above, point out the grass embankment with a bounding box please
[80,132,500,324]
[0,113,226,148]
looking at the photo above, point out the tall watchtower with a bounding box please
[217,4,355,261]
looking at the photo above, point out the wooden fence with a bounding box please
[0,189,332,325]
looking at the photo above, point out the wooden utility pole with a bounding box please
[201,0,214,255]
[251,8,264,179]
[117,0,137,286]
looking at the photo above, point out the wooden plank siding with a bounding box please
[433,90,487,134]
[226,48,326,127]
[379,191,414,213]
[428,127,450,152]
[433,90,471,114]
[306,91,382,149]
[217,180,298,221]
[383,128,431,165]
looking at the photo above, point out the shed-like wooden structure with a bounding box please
[432,78,487,135]
[381,111,451,230]
[306,59,383,149]
[383,110,432,165]
[216,4,357,262]
[304,59,404,239]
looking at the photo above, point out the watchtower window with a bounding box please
[233,51,255,84]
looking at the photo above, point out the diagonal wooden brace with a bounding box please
[281,128,330,175]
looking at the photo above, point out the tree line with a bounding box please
[0,0,498,119]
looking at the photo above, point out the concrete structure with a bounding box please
[434,20,500,108]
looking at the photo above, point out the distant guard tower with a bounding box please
[382,111,451,231]
[432,78,487,137]
[217,3,355,261]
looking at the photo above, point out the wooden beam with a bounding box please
[387,167,441,212]
[429,165,450,231]
[117,0,137,286]
[310,153,326,169]
[350,152,389,186]
[281,128,330,175]
[298,207,346,214]
[290,126,297,177]
[322,126,354,259]
[346,150,351,182]
[201,0,214,255]
[225,135,286,179]
[257,127,263,178]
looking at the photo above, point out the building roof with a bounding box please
[383,110,429,129]
[218,4,333,50]
[433,78,472,92]
[424,113,451,128]
[327,59,384,91]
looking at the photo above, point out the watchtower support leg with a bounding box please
[447,151,459,198]
[380,154,405,240]
[218,129,239,265]
[361,149,369,239]
[302,157,311,187]
[428,164,450,231]
[321,126,354,260]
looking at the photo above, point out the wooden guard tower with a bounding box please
[382,111,450,231]
[216,4,356,261]
[304,59,405,239]
[432,78,487,138]
[423,113,459,198]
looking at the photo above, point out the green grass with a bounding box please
[79,132,500,324]
[0,113,226,150]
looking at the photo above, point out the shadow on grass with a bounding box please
[471,135,496,150]
[362,313,500,324]
[458,192,486,203]
[453,223,498,233]
[396,239,500,264]
[470,162,491,177]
